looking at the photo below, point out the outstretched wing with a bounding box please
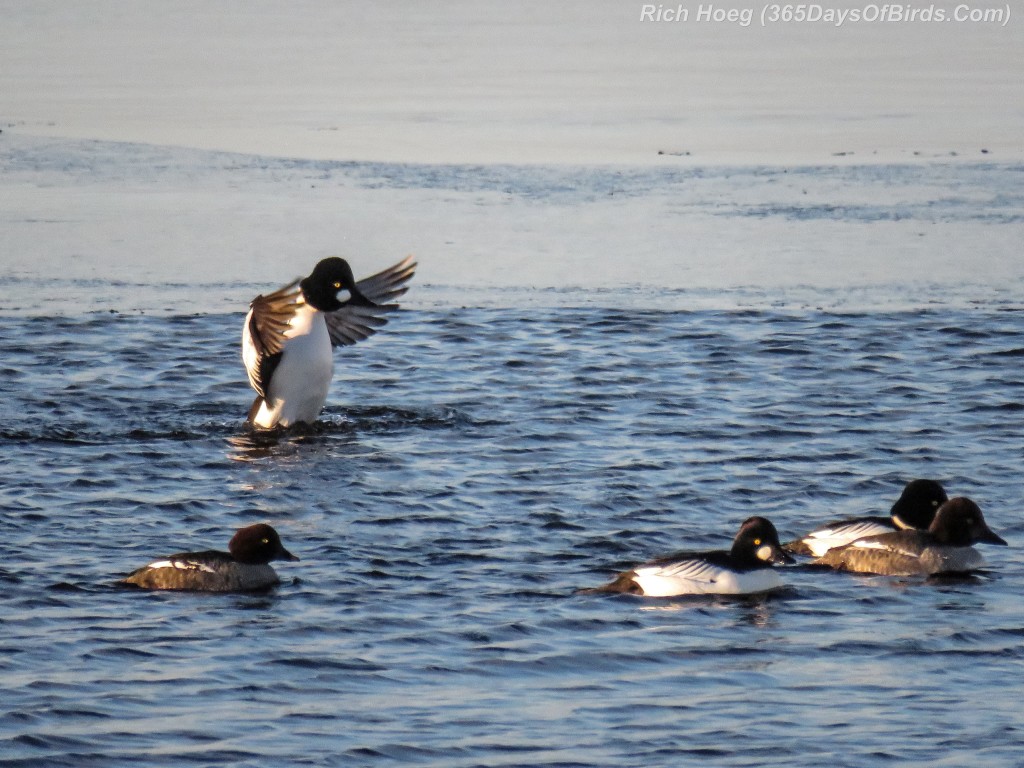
[242,277,301,397]
[325,255,417,347]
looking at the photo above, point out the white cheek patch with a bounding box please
[757,545,774,561]
[336,289,352,304]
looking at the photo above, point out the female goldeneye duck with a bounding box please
[814,497,1007,576]
[589,517,794,597]
[243,255,416,429]
[122,523,299,592]
[785,478,948,557]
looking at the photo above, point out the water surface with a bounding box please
[2,299,1024,767]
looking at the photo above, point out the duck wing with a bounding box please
[128,550,233,577]
[325,255,417,347]
[242,278,302,398]
[786,516,893,557]
[634,557,722,584]
[815,532,928,576]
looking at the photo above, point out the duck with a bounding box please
[813,497,1007,576]
[122,523,299,592]
[785,479,948,557]
[587,517,794,597]
[242,255,416,429]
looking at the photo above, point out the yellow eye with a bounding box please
[261,538,269,545]
[333,281,342,289]
[753,538,761,546]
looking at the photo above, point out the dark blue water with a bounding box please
[3,300,1024,766]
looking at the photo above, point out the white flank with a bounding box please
[631,560,782,597]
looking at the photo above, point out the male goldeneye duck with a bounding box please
[785,478,948,557]
[243,255,416,429]
[589,517,794,597]
[122,523,299,592]
[814,497,1007,576]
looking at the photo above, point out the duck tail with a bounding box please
[782,538,814,556]
[577,573,643,595]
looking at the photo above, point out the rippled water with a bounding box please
[3,296,1024,766]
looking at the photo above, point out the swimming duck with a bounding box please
[814,497,1007,576]
[589,517,794,597]
[123,523,299,592]
[785,479,947,557]
[243,255,416,428]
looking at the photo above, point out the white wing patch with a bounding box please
[849,539,890,550]
[146,559,216,574]
[636,559,720,583]
[825,520,892,540]
[800,520,892,557]
[849,538,922,559]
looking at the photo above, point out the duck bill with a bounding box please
[978,528,1008,546]
[348,289,377,308]
[279,546,301,562]
[772,546,796,565]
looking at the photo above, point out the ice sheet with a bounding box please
[1,1,1021,165]
[1,2,1021,314]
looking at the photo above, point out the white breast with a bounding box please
[253,305,334,428]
